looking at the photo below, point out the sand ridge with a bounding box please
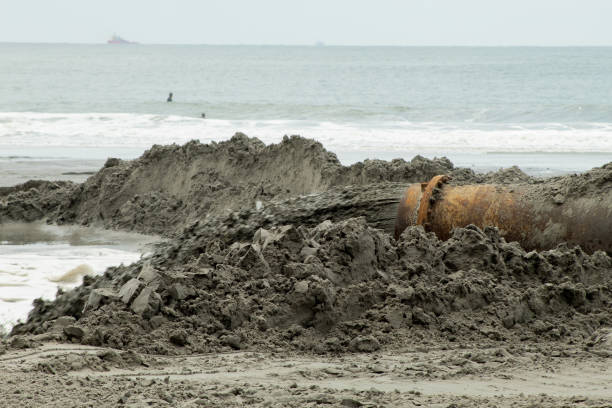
[1,134,611,407]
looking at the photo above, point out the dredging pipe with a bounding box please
[394,175,612,254]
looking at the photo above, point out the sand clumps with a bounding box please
[12,216,611,356]
[3,134,612,360]
[1,133,455,236]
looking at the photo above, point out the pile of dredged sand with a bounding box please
[3,134,611,358]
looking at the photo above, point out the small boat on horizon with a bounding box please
[107,34,137,44]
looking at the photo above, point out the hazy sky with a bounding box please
[2,0,612,46]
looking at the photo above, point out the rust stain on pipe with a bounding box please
[395,175,612,254]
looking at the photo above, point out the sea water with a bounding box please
[0,222,158,333]
[1,44,611,178]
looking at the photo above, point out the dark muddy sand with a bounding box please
[1,134,611,407]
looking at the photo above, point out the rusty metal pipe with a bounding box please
[395,175,612,254]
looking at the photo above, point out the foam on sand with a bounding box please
[48,264,95,284]
[0,223,159,333]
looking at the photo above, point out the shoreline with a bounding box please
[2,143,611,188]
[0,222,160,334]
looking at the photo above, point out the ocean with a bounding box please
[1,44,611,183]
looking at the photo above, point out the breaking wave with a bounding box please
[1,112,612,154]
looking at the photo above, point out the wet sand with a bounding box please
[0,157,104,187]
[0,342,610,407]
[0,145,143,187]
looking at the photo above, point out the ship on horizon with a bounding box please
[107,34,136,44]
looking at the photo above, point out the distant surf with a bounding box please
[2,45,612,178]
[1,112,611,154]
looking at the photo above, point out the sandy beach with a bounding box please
[1,135,610,407]
[1,341,610,407]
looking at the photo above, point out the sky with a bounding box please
[1,0,612,46]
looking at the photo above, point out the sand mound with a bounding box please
[4,135,612,357]
[12,216,611,355]
[0,180,77,223]
[1,134,454,236]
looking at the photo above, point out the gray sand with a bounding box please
[1,134,611,407]
[1,341,610,407]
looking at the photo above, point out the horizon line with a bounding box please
[2,41,612,48]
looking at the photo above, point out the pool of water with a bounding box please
[0,222,159,334]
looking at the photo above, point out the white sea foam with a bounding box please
[0,244,143,333]
[1,112,612,155]
[0,223,158,333]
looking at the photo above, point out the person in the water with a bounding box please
[167,92,173,102]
